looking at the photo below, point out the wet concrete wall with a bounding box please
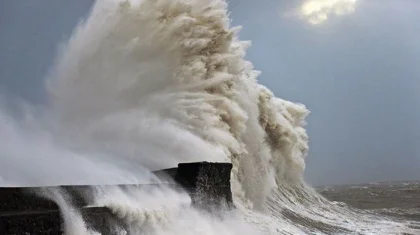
[0,162,233,234]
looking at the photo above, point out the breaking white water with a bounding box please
[0,0,419,234]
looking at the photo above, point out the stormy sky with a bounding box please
[0,0,419,185]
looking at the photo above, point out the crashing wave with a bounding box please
[0,0,419,234]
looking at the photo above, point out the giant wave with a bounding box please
[0,0,419,234]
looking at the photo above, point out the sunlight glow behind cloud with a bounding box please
[299,0,358,25]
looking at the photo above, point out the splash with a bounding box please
[46,0,310,211]
[0,0,419,234]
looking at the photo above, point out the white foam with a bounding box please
[0,0,419,234]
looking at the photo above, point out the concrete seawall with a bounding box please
[0,162,233,234]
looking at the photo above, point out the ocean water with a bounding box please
[320,181,420,224]
[0,0,419,234]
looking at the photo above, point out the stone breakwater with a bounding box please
[0,162,233,234]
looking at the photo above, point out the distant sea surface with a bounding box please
[319,181,420,227]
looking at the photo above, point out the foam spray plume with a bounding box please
[0,0,419,234]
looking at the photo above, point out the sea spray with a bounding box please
[0,0,419,234]
[45,0,420,233]
[34,188,100,235]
